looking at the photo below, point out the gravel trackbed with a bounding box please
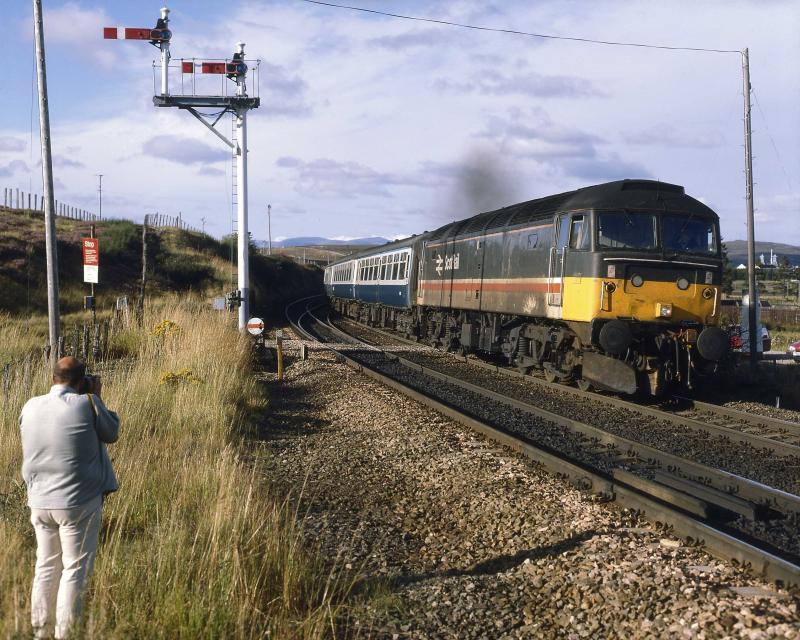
[258,348,799,639]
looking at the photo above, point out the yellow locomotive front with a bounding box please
[556,206,728,394]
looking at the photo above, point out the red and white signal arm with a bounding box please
[82,238,99,284]
[103,27,171,41]
[246,317,265,336]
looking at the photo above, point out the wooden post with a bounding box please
[277,336,284,381]
[82,323,89,360]
[102,321,109,359]
[92,322,100,361]
[138,214,148,323]
[89,224,96,327]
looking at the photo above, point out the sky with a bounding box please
[0,0,798,244]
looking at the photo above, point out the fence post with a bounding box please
[102,321,109,358]
[2,363,10,401]
[92,323,100,361]
[82,324,89,360]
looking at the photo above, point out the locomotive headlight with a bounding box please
[702,287,714,300]
[676,277,690,291]
[790,345,796,352]
[656,303,673,318]
[630,274,644,287]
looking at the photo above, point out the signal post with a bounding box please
[104,8,260,330]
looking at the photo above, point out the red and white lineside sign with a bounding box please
[82,238,99,284]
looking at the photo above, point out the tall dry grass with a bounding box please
[0,298,348,638]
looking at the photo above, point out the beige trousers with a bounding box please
[29,495,102,640]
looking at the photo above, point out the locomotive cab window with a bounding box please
[662,215,718,255]
[569,216,589,250]
[597,212,657,250]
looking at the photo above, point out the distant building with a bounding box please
[759,250,780,267]
[736,263,747,270]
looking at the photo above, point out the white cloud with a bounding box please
[143,135,229,166]
[0,137,26,153]
[2,0,797,244]
[0,160,28,178]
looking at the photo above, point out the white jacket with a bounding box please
[20,384,119,509]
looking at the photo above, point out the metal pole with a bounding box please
[234,42,250,330]
[742,48,758,368]
[33,0,60,363]
[160,7,170,96]
[236,106,249,329]
[267,203,272,255]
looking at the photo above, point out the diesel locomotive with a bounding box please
[324,179,729,395]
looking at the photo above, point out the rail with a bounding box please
[285,297,800,587]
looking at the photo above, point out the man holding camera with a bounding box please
[19,356,120,640]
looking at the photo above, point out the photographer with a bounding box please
[19,356,119,640]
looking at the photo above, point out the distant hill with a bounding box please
[268,236,391,248]
[726,240,800,267]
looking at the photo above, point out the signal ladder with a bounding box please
[229,115,238,288]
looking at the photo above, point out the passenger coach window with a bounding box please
[569,216,589,250]
[597,212,657,250]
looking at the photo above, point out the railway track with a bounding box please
[340,318,800,459]
[285,296,800,587]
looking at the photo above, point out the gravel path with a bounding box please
[257,346,799,639]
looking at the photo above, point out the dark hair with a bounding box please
[53,357,86,387]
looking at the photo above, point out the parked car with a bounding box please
[738,326,771,353]
[788,339,800,363]
[728,324,743,350]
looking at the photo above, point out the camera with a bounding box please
[80,374,101,395]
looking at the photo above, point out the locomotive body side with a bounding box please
[326,179,728,395]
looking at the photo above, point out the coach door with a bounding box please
[548,214,570,306]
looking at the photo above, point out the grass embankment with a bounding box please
[0,298,348,637]
[0,206,323,321]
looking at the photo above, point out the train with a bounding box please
[324,179,729,395]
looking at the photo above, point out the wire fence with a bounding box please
[2,187,98,221]
[2,319,116,401]
[2,187,203,234]
[147,212,201,233]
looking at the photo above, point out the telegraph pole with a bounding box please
[201,216,206,234]
[267,203,272,255]
[96,174,103,219]
[742,48,758,368]
[33,0,60,362]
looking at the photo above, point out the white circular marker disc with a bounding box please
[246,317,265,336]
